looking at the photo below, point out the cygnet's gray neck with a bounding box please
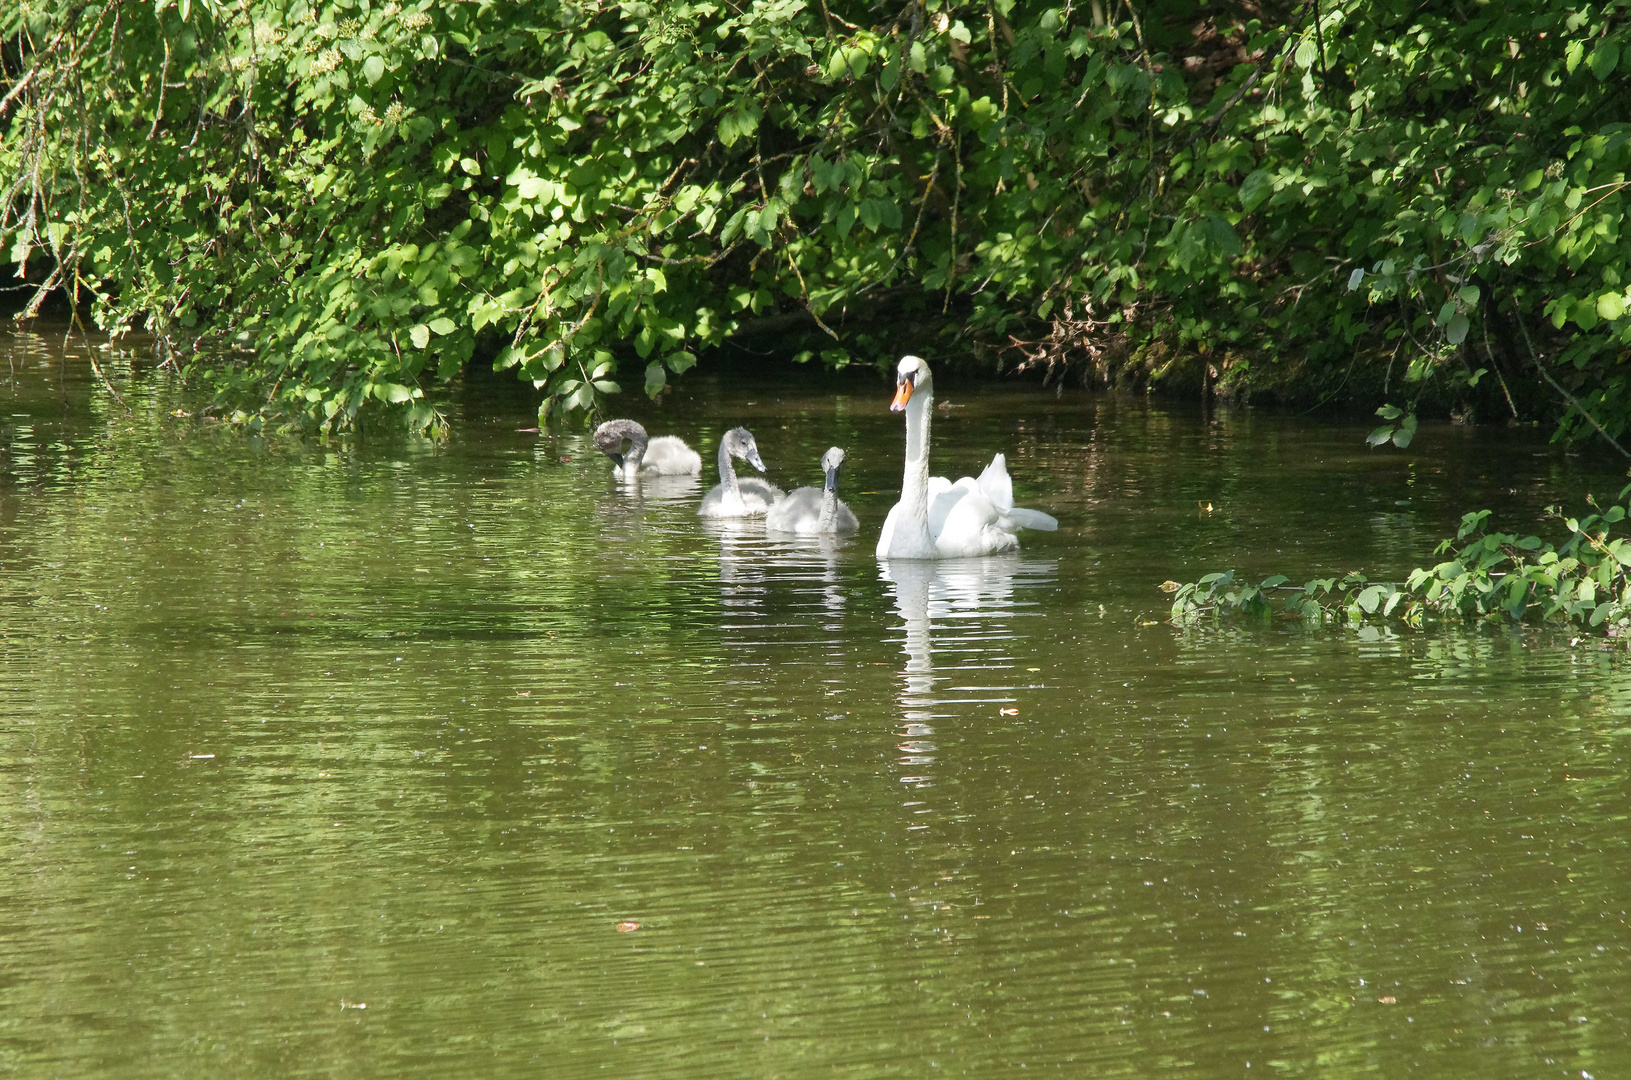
[717,442,739,496]
[621,429,648,476]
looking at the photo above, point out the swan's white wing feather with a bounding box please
[934,480,1016,557]
[1003,507,1058,531]
[976,454,1014,512]
[924,476,961,538]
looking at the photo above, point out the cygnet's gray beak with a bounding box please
[823,464,840,493]
[746,448,767,472]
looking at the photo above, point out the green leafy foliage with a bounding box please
[1170,485,1631,637]
[1366,404,1417,449]
[3,1,1631,435]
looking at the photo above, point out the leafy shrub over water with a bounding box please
[1169,485,1631,635]
[3,1,1631,434]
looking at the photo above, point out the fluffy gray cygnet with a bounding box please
[592,419,702,478]
[765,447,858,535]
[698,427,783,518]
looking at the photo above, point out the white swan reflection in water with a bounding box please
[584,429,704,549]
[708,521,852,640]
[879,557,1056,799]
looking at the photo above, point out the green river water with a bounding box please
[3,327,1630,1077]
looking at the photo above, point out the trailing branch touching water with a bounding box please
[1167,485,1631,637]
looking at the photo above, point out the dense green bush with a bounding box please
[3,0,1630,435]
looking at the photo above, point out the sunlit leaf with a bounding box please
[1587,41,1620,80]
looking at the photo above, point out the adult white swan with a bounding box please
[699,427,784,518]
[875,355,1058,559]
[766,447,859,534]
[592,419,702,478]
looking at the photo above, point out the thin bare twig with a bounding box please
[1512,298,1630,459]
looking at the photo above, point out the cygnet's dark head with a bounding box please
[821,446,846,492]
[891,355,930,413]
[722,426,767,472]
[593,419,647,468]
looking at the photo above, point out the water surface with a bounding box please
[2,328,1629,1077]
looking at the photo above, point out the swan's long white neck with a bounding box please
[900,378,934,543]
[717,442,740,498]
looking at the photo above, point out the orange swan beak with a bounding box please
[890,380,913,412]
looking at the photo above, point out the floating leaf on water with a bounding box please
[616,921,640,932]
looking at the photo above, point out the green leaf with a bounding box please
[1202,215,1243,257]
[718,106,760,148]
[644,361,666,396]
[410,324,430,349]
[1294,37,1317,69]
[1239,170,1273,212]
[1347,267,1364,292]
[381,383,415,403]
[428,317,457,335]
[1587,41,1620,81]
[1446,312,1469,345]
[363,55,385,85]
[1597,292,1625,321]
